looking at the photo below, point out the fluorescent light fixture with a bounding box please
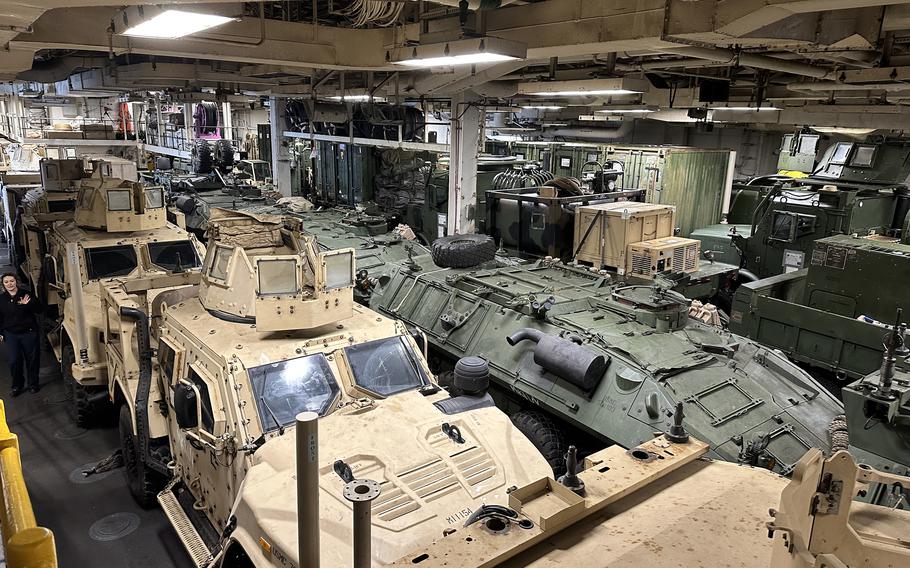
[595,105,657,114]
[328,94,385,102]
[810,126,877,136]
[541,122,569,127]
[522,105,565,110]
[388,37,526,68]
[518,77,649,97]
[121,9,234,39]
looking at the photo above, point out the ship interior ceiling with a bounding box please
[3,2,910,568]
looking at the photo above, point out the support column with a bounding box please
[269,96,292,196]
[447,92,481,235]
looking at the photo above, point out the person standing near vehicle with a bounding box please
[0,272,43,396]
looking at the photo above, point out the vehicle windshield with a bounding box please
[84,244,138,280]
[147,240,200,272]
[248,354,340,432]
[345,337,428,397]
[253,162,270,181]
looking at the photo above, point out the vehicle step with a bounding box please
[158,486,214,568]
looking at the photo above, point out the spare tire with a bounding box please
[192,140,213,174]
[432,234,496,268]
[215,139,235,172]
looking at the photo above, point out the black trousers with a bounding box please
[4,330,41,391]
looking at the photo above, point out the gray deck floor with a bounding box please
[1,250,193,568]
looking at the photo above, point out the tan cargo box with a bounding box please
[627,236,701,278]
[44,130,84,140]
[573,202,676,272]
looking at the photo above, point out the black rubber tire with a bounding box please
[63,345,93,428]
[119,405,165,509]
[511,410,568,476]
[192,140,214,174]
[431,234,496,269]
[215,139,235,172]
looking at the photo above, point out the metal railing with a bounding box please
[0,399,57,567]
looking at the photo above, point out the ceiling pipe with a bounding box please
[665,47,838,80]
[540,120,634,141]
[788,81,910,91]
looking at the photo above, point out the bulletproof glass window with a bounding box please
[797,135,819,156]
[188,367,215,432]
[345,337,428,397]
[830,143,853,165]
[780,134,794,152]
[77,188,93,209]
[253,162,270,181]
[159,341,177,382]
[851,145,876,168]
[48,199,76,213]
[248,354,339,432]
[145,188,164,209]
[148,240,200,272]
[84,245,138,280]
[107,189,132,211]
[257,259,298,295]
[770,212,816,242]
[237,162,253,178]
[207,244,233,281]
[324,251,353,290]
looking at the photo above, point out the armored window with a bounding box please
[253,162,270,181]
[851,145,875,168]
[148,240,200,272]
[187,367,215,433]
[345,337,428,397]
[830,143,853,165]
[145,188,164,209]
[770,212,816,243]
[158,337,185,384]
[248,354,339,432]
[84,245,138,280]
[207,245,233,281]
[77,188,93,209]
[107,189,132,211]
[48,199,76,213]
[780,134,794,152]
[257,259,298,295]
[324,251,354,290]
[796,135,819,156]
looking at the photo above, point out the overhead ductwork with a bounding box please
[540,120,635,141]
[664,47,838,80]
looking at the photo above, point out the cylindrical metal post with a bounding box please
[343,479,381,568]
[296,411,320,568]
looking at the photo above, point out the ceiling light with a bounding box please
[595,105,657,114]
[518,78,649,97]
[521,105,565,110]
[484,105,522,113]
[388,37,526,68]
[579,115,616,122]
[328,94,385,102]
[121,9,234,39]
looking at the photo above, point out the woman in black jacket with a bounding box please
[0,272,43,396]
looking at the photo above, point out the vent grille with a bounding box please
[630,250,653,276]
[398,458,460,502]
[450,445,497,487]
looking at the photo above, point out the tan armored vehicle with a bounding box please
[16,157,138,307]
[101,209,554,567]
[45,167,203,426]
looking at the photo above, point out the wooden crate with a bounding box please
[573,202,676,272]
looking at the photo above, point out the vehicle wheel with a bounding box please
[215,139,235,172]
[119,405,165,509]
[63,345,114,427]
[192,140,214,174]
[63,345,93,428]
[510,410,568,476]
[431,234,496,268]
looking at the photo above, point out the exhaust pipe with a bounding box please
[296,412,320,568]
[343,479,381,568]
[507,328,608,391]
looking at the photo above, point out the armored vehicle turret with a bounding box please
[43,167,204,427]
[100,209,555,567]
